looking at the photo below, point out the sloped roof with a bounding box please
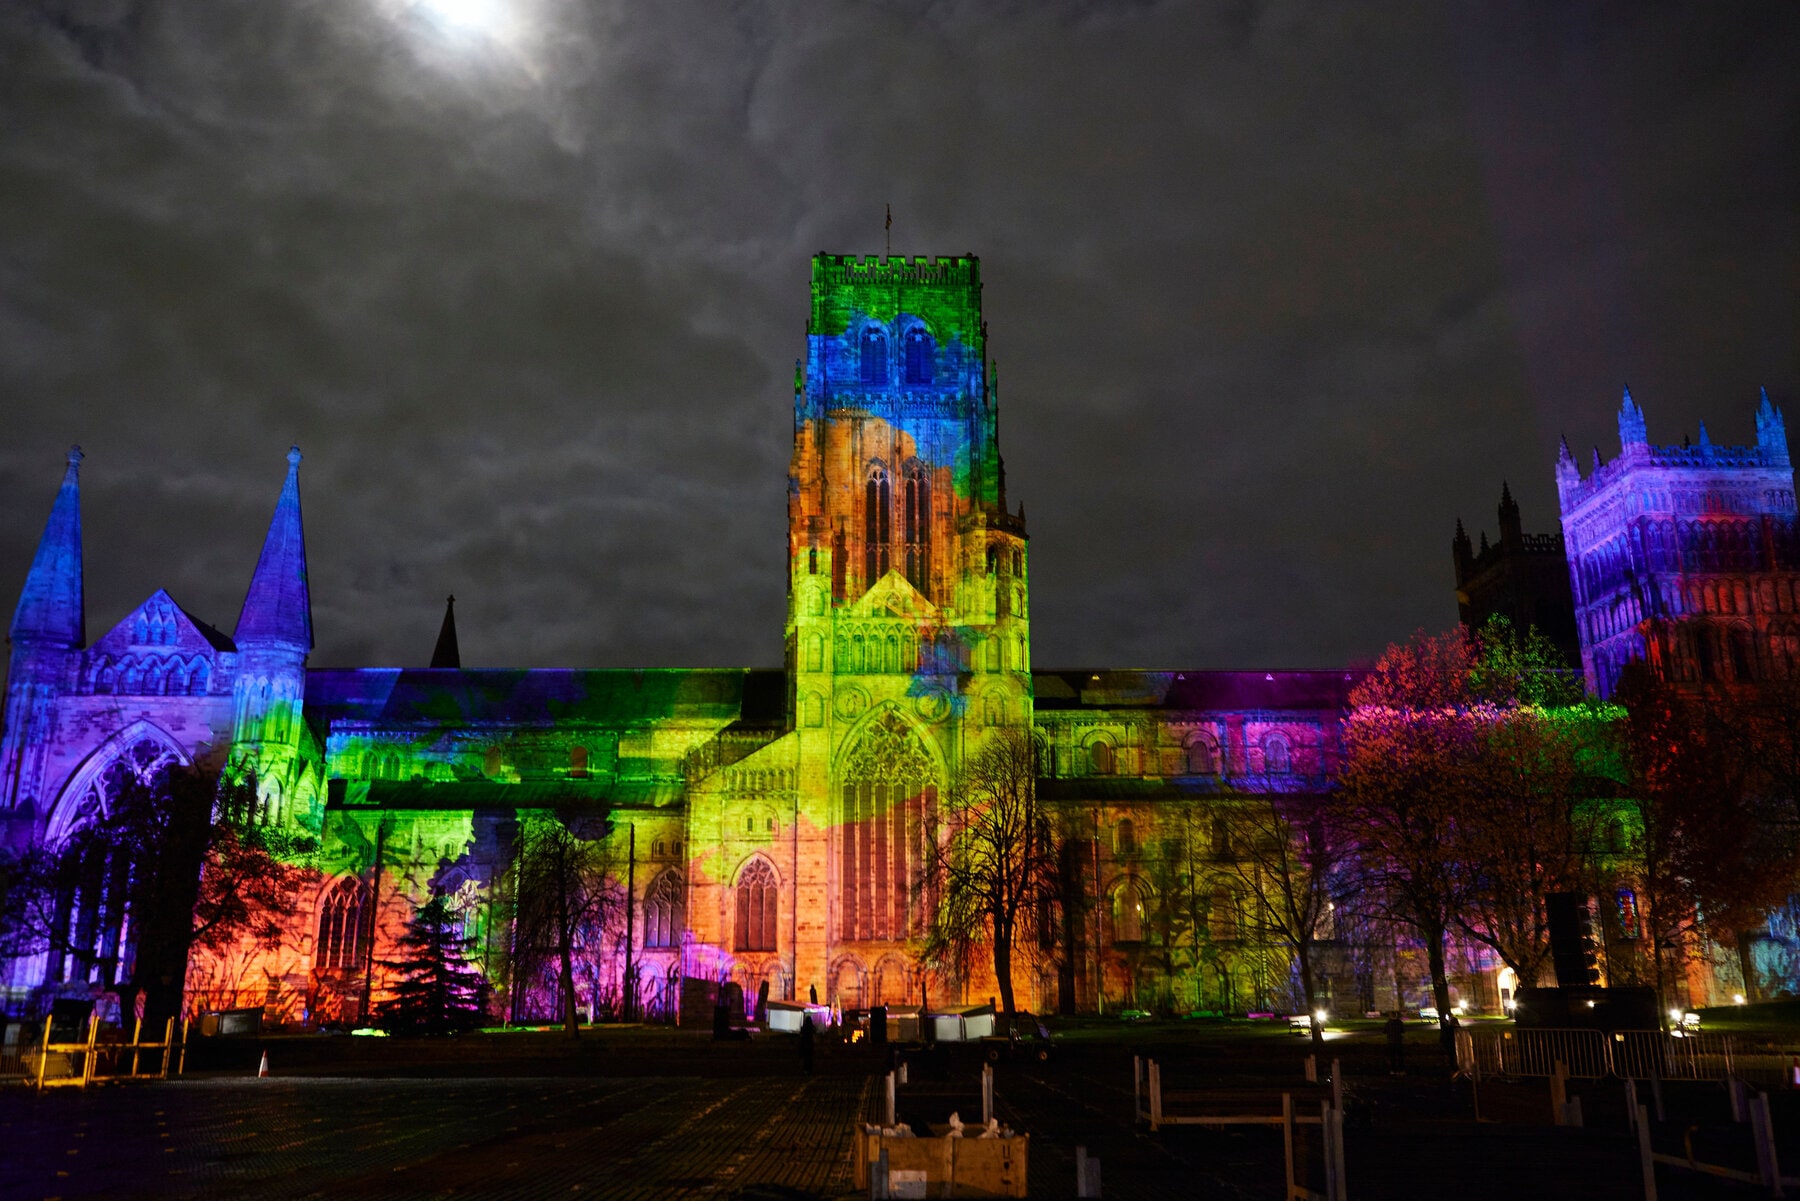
[1031,669,1359,712]
[306,667,787,728]
[329,777,683,810]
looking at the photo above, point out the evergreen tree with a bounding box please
[377,895,489,1035]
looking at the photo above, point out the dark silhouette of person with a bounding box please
[799,1012,816,1074]
[810,984,818,1005]
[1384,1013,1406,1074]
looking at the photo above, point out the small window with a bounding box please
[1114,878,1147,944]
[1209,887,1238,942]
[1616,890,1640,940]
[745,816,755,833]
[1264,735,1291,774]
[1116,818,1137,856]
[569,746,589,779]
[904,328,933,385]
[1187,740,1215,775]
[1088,741,1115,775]
[861,328,888,385]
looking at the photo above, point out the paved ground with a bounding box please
[4,1075,875,1201]
[2,1025,1789,1199]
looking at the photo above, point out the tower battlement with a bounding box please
[811,253,979,286]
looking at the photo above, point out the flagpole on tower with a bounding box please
[885,204,891,257]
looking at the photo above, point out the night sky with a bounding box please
[2,2,1796,673]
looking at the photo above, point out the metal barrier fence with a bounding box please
[1457,1027,1741,1082]
[1608,1029,1734,1081]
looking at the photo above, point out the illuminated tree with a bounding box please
[508,811,619,1037]
[0,765,312,1031]
[1334,629,1479,1049]
[921,727,1055,1017]
[1451,701,1614,992]
[1614,665,1794,1016]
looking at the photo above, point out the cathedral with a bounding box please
[0,254,1356,1024]
[5,254,1792,1025]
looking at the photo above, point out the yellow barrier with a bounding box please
[33,1014,183,1089]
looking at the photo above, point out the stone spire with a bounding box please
[10,446,85,647]
[1618,385,1648,447]
[430,595,461,669]
[235,447,313,653]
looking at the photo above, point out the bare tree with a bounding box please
[1224,792,1343,1048]
[921,727,1054,1017]
[509,810,619,1038]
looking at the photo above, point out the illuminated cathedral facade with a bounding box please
[0,254,1367,1024]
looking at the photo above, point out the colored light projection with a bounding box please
[1558,388,1798,698]
[10,253,1487,1029]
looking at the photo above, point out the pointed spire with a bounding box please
[1618,385,1648,446]
[235,447,312,653]
[1697,419,1712,449]
[1497,481,1522,545]
[10,446,85,647]
[1556,436,1580,487]
[430,595,461,669]
[1592,446,1604,471]
[1757,386,1790,465]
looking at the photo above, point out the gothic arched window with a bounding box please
[317,877,370,970]
[860,328,887,385]
[644,869,684,949]
[1114,877,1147,944]
[839,711,938,942]
[735,859,778,952]
[1264,734,1292,774]
[1209,886,1239,942]
[904,328,933,385]
[904,464,931,595]
[865,465,891,585]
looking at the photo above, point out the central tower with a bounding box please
[785,254,1032,1007]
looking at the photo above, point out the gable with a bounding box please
[848,570,936,620]
[89,589,234,656]
[82,590,231,698]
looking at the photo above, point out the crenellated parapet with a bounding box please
[1557,386,1800,696]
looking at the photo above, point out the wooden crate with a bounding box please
[853,1126,1028,1198]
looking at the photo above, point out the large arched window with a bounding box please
[317,877,370,970]
[735,859,778,952]
[865,465,891,585]
[839,711,938,942]
[860,328,888,385]
[1187,738,1217,775]
[904,328,934,385]
[1087,739,1115,776]
[644,869,684,949]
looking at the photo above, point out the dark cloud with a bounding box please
[2,0,1795,671]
